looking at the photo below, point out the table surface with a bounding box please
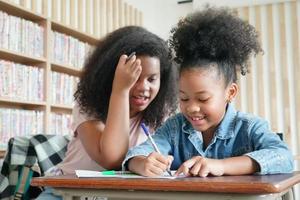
[31,171,300,194]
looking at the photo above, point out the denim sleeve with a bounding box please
[245,119,294,174]
[122,120,173,170]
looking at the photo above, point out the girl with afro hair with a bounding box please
[123,7,293,177]
[37,26,177,199]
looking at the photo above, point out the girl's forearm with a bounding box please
[222,156,260,175]
[100,90,131,169]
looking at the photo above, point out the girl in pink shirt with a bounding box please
[37,26,177,200]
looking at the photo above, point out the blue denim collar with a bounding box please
[181,115,194,134]
[181,103,236,139]
[215,103,236,139]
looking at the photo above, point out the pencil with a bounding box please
[141,123,173,176]
[126,51,136,62]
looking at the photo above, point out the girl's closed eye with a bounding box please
[198,97,210,102]
[148,75,158,83]
[180,98,189,102]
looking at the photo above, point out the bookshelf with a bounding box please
[0,0,99,155]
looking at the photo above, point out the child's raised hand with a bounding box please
[129,153,173,177]
[112,54,142,92]
[174,156,224,177]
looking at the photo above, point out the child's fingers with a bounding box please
[191,158,209,177]
[143,164,163,177]
[189,161,202,176]
[126,53,136,64]
[174,160,195,176]
[115,55,128,69]
[167,155,174,163]
[174,157,201,176]
[130,58,141,70]
[116,54,136,73]
[148,165,165,176]
[174,164,190,177]
[150,159,168,171]
[125,54,136,66]
[167,155,174,168]
[131,59,142,76]
[174,166,183,176]
[182,157,198,168]
[198,166,209,177]
[148,152,170,170]
[144,153,169,176]
[149,152,170,165]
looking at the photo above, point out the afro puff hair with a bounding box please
[169,6,262,83]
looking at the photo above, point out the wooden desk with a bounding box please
[31,172,300,200]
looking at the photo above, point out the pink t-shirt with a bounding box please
[57,104,148,175]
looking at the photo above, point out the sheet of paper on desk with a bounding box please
[75,170,180,179]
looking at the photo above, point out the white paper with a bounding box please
[75,170,180,179]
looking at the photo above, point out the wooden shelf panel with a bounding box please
[0,0,46,22]
[51,21,99,45]
[0,97,47,107]
[51,62,82,76]
[51,104,73,113]
[0,48,46,65]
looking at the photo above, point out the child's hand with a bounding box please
[143,152,173,177]
[113,54,142,92]
[129,153,173,177]
[174,156,224,177]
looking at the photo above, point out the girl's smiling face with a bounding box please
[129,56,161,117]
[179,66,237,136]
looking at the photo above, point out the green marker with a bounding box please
[101,170,135,175]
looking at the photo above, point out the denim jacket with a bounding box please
[123,104,294,174]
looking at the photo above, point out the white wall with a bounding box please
[124,0,192,39]
[193,0,295,8]
[124,0,295,39]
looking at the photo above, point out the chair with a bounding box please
[277,132,295,200]
[0,134,70,200]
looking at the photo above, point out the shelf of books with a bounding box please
[0,0,99,153]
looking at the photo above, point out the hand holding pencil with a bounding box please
[141,123,173,176]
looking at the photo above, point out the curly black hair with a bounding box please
[74,26,177,129]
[169,7,262,86]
